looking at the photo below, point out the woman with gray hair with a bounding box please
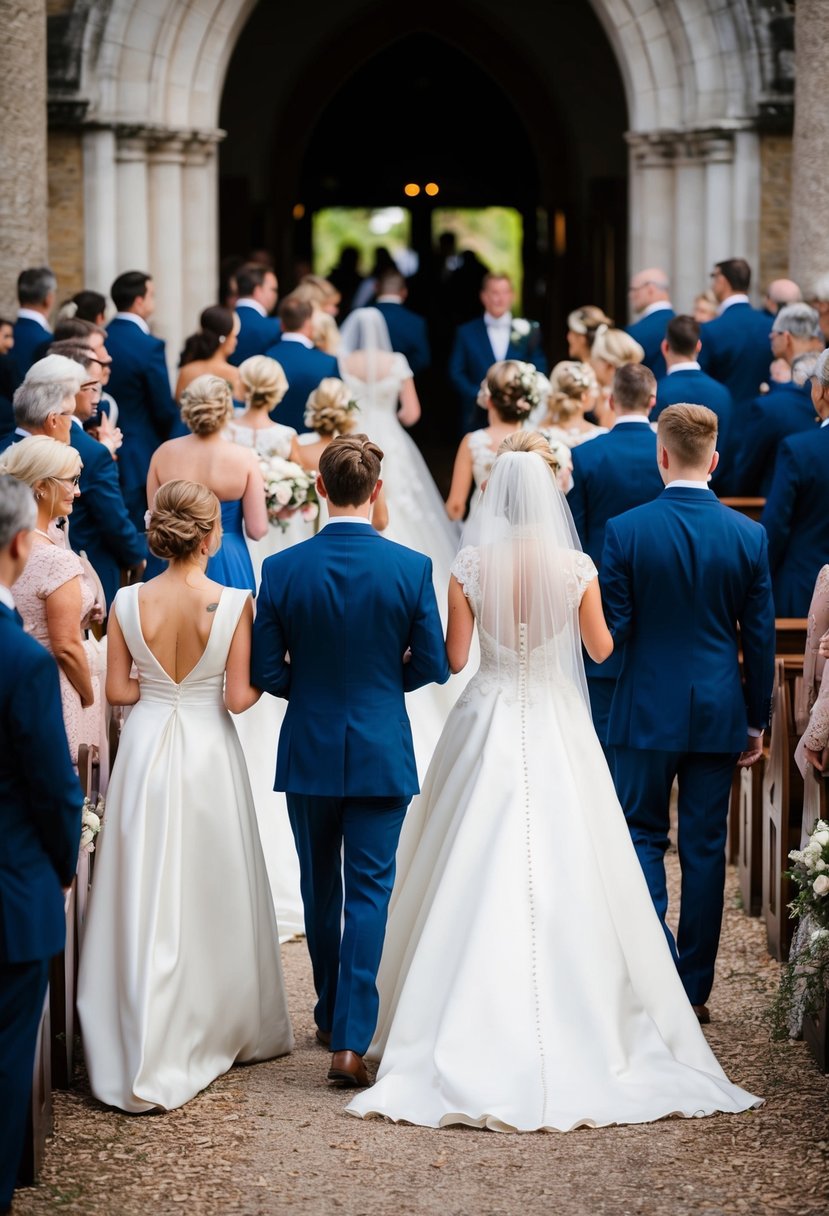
[0,435,102,765]
[1,354,83,451]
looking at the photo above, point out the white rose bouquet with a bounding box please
[259,456,320,533]
[80,794,104,855]
[770,817,829,1038]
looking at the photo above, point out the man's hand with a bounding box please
[737,733,764,767]
[402,647,412,664]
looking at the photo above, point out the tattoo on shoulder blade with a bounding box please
[207,602,218,613]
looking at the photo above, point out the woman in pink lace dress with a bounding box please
[0,436,102,764]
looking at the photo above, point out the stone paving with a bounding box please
[13,856,829,1216]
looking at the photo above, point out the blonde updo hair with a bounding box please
[239,356,288,413]
[483,360,535,422]
[146,480,221,562]
[180,374,235,435]
[497,429,561,479]
[304,378,358,436]
[0,434,82,516]
[312,309,340,355]
[567,305,614,345]
[590,326,645,369]
[545,360,598,423]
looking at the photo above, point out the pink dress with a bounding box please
[13,543,102,765]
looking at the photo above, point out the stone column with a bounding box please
[115,131,151,274]
[83,127,118,302]
[789,0,829,291]
[732,129,761,286]
[147,134,186,379]
[0,0,49,314]
[182,136,221,328]
[626,134,676,314]
[673,138,706,312]
[702,135,734,273]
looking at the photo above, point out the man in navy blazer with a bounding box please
[567,363,663,746]
[603,404,775,1019]
[265,295,338,433]
[733,304,823,496]
[252,435,449,1087]
[227,263,281,366]
[449,273,547,435]
[625,267,674,379]
[106,271,181,530]
[762,350,829,617]
[652,315,734,491]
[698,258,773,417]
[373,269,431,375]
[11,267,56,385]
[0,475,82,1214]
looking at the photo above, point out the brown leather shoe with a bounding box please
[327,1050,369,1088]
[692,1004,710,1024]
[315,1028,332,1047]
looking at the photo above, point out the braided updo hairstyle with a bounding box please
[239,355,288,413]
[483,361,535,422]
[180,374,235,435]
[304,378,357,436]
[146,480,221,561]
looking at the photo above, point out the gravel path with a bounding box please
[13,856,829,1216]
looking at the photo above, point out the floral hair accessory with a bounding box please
[514,363,551,412]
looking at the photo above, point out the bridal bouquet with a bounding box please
[80,795,104,855]
[769,817,829,1038]
[259,456,320,532]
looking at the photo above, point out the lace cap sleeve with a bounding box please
[569,551,598,606]
[393,352,414,380]
[450,545,480,599]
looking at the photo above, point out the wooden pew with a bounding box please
[719,496,766,523]
[49,884,77,1090]
[761,659,804,959]
[737,752,765,915]
[18,980,53,1186]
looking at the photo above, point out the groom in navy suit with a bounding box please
[602,404,775,1021]
[0,475,82,1214]
[449,273,547,435]
[252,435,449,1087]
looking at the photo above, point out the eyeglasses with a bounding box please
[56,475,81,488]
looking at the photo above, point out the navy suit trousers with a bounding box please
[611,748,736,1006]
[0,958,50,1209]
[286,793,408,1055]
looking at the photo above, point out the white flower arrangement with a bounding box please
[80,795,104,855]
[259,456,320,533]
[510,317,539,348]
[513,362,551,412]
[770,817,829,1038]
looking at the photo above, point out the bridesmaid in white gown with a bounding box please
[348,432,760,1132]
[77,481,293,1113]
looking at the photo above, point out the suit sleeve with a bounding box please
[761,440,799,572]
[411,319,431,375]
[733,400,767,495]
[13,649,83,885]
[403,559,451,692]
[528,327,548,375]
[251,566,292,698]
[600,518,634,648]
[738,530,776,730]
[447,331,479,405]
[143,340,181,438]
[80,441,147,567]
[566,452,588,547]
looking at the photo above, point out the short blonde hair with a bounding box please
[239,356,288,413]
[180,374,235,435]
[305,378,357,436]
[546,360,597,423]
[0,434,82,516]
[591,326,644,368]
[147,480,221,561]
[657,403,718,466]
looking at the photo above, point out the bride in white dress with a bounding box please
[348,432,760,1132]
[77,481,293,1112]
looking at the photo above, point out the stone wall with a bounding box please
[758,134,793,287]
[47,129,86,302]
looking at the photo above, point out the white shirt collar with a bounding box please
[483,311,512,327]
[821,417,829,428]
[114,311,150,335]
[376,294,404,304]
[639,301,673,318]
[280,333,313,348]
[667,360,701,374]
[718,294,750,315]
[324,515,372,526]
[235,297,266,317]
[613,414,652,424]
[71,415,82,428]
[0,584,16,611]
[668,479,711,490]
[16,308,51,329]
[14,427,30,438]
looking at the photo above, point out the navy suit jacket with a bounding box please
[567,421,663,681]
[733,381,818,497]
[264,338,338,432]
[602,486,775,751]
[69,423,147,607]
[652,367,735,492]
[625,308,674,379]
[228,305,282,367]
[11,317,52,384]
[252,522,449,798]
[105,318,180,495]
[698,303,772,411]
[762,424,829,617]
[448,317,548,433]
[0,603,82,963]
[374,302,431,375]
